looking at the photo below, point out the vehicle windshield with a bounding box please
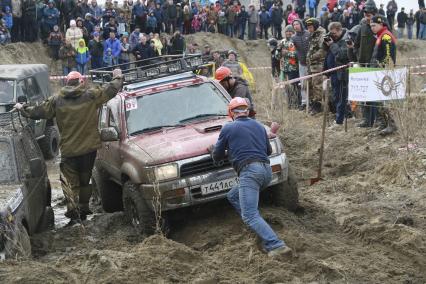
[0,80,15,104]
[0,141,17,183]
[126,83,229,135]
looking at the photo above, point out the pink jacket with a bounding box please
[287,11,299,25]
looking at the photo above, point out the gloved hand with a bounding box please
[112,68,123,79]
[14,103,24,111]
[207,144,215,153]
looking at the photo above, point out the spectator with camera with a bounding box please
[323,21,350,129]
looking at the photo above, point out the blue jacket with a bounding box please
[1,0,11,13]
[147,15,157,28]
[213,117,272,173]
[104,38,121,58]
[259,11,270,25]
[153,8,163,23]
[3,8,12,29]
[43,6,60,26]
[133,3,146,18]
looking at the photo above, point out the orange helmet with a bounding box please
[228,97,249,118]
[215,66,232,82]
[66,71,83,84]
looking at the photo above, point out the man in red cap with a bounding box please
[14,69,123,226]
[209,97,292,259]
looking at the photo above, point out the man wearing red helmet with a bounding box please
[14,69,123,226]
[209,97,292,259]
[215,66,256,117]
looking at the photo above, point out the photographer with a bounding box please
[323,22,350,129]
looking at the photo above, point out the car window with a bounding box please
[125,83,228,135]
[0,80,15,104]
[25,77,43,101]
[0,141,17,183]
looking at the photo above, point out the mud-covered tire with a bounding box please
[122,181,169,236]
[39,126,59,160]
[268,168,299,212]
[37,206,55,232]
[5,223,31,259]
[92,166,123,212]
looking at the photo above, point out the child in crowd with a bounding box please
[103,48,114,68]
[75,38,91,74]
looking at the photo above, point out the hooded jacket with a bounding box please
[291,19,310,66]
[3,7,13,29]
[20,78,123,158]
[76,38,91,65]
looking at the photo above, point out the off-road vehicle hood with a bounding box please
[129,118,230,165]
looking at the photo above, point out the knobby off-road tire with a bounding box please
[39,126,59,160]
[5,223,31,259]
[92,166,123,213]
[122,181,170,236]
[37,206,55,232]
[268,168,299,212]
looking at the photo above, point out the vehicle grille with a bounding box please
[180,157,232,178]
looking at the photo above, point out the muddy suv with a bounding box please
[0,113,54,259]
[91,56,298,235]
[0,64,59,159]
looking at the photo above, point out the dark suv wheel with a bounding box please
[39,126,59,159]
[122,181,169,236]
[92,166,123,212]
[264,168,299,212]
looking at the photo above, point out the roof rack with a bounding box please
[89,54,206,85]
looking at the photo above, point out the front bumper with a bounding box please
[139,153,289,211]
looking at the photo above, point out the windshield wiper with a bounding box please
[129,124,184,135]
[179,114,227,123]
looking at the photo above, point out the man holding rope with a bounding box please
[14,69,123,226]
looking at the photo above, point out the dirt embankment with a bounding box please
[1,34,426,283]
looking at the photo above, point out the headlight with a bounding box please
[153,164,178,182]
[270,139,281,156]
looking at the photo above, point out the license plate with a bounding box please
[200,177,239,196]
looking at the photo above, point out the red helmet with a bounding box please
[215,66,232,82]
[66,71,83,84]
[228,97,249,118]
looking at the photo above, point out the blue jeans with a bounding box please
[407,24,413,39]
[227,162,285,252]
[420,23,426,40]
[239,22,246,39]
[77,63,87,75]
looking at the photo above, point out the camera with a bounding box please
[324,32,333,42]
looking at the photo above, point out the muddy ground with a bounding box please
[1,34,426,283]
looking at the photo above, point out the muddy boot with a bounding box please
[64,209,82,227]
[268,246,293,259]
[380,120,397,136]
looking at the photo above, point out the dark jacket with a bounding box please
[133,42,155,60]
[20,78,123,158]
[371,27,396,67]
[328,28,349,82]
[351,18,375,64]
[170,34,185,54]
[228,77,254,111]
[89,39,103,57]
[291,19,310,66]
[397,11,407,28]
[271,7,283,25]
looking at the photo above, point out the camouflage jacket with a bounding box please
[276,38,298,73]
[20,78,123,158]
[307,26,327,73]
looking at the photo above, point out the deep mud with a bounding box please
[1,34,426,283]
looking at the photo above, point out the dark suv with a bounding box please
[0,64,59,159]
[0,113,54,259]
[91,56,298,235]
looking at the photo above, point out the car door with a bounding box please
[15,132,46,234]
[103,104,122,182]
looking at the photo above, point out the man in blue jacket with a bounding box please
[210,97,292,259]
[42,0,60,40]
[103,31,121,65]
[259,5,270,39]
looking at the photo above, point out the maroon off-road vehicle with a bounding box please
[90,55,298,235]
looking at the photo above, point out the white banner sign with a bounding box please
[348,67,408,102]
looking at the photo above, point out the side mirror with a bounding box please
[17,96,27,103]
[100,127,119,141]
[29,158,43,178]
